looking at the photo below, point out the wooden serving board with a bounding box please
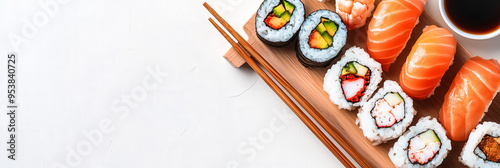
[223,0,500,167]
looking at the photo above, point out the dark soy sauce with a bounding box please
[444,0,500,35]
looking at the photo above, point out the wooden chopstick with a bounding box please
[203,2,370,168]
[208,17,356,168]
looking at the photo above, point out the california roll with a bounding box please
[323,46,382,110]
[357,80,416,145]
[389,116,452,168]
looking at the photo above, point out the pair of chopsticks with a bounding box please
[203,2,370,168]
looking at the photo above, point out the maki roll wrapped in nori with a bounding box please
[357,80,416,145]
[255,0,305,47]
[389,116,452,168]
[460,122,500,167]
[297,9,347,67]
[323,46,382,110]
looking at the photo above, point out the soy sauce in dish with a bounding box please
[444,0,500,35]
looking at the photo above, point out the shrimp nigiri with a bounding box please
[336,0,375,30]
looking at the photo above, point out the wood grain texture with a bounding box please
[223,0,500,167]
[223,43,246,68]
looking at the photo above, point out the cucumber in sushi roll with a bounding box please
[255,0,305,47]
[296,9,347,67]
[357,80,416,145]
[323,46,382,110]
[460,122,500,167]
[389,116,452,168]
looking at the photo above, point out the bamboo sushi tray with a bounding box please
[222,0,500,167]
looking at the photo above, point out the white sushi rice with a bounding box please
[255,0,305,43]
[357,80,416,145]
[460,122,500,168]
[389,116,452,168]
[298,9,347,63]
[323,46,382,110]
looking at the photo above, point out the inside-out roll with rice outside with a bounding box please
[297,9,347,67]
[460,122,500,167]
[357,80,416,145]
[255,0,305,47]
[389,116,451,168]
[323,46,382,110]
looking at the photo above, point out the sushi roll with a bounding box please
[255,0,305,47]
[323,46,382,110]
[389,116,452,168]
[460,122,500,167]
[296,9,347,67]
[357,80,416,145]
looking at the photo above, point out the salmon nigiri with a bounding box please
[366,0,427,71]
[439,56,500,141]
[399,25,456,100]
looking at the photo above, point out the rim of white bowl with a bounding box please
[439,0,500,40]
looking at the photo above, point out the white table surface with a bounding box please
[0,0,498,167]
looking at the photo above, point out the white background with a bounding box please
[0,0,499,167]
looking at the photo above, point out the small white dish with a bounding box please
[439,0,500,40]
